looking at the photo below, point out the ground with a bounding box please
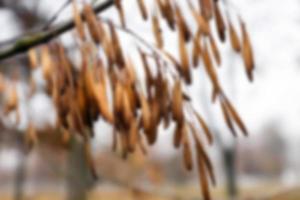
[1,183,299,200]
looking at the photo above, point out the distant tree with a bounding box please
[0,0,255,200]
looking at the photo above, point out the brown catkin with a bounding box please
[200,0,213,20]
[174,123,186,148]
[152,14,164,49]
[128,119,139,152]
[241,19,255,81]
[115,0,126,27]
[213,1,226,42]
[194,111,214,145]
[178,27,191,84]
[192,31,202,67]
[228,17,241,52]
[72,0,85,41]
[83,4,102,43]
[171,80,184,124]
[137,0,148,20]
[209,35,221,66]
[28,48,38,69]
[220,100,237,137]
[140,92,151,131]
[183,135,193,171]
[202,42,220,94]
[175,4,191,41]
[222,94,248,136]
[188,1,210,35]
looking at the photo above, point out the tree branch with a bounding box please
[0,0,115,62]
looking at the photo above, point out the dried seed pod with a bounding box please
[200,0,213,20]
[58,44,74,85]
[72,0,85,41]
[83,4,102,43]
[202,42,220,95]
[28,48,38,69]
[140,92,151,131]
[41,46,53,82]
[182,134,193,171]
[171,80,184,124]
[175,4,191,41]
[159,79,171,129]
[156,0,175,30]
[125,57,137,84]
[83,64,96,100]
[241,19,255,81]
[115,0,126,27]
[102,34,115,67]
[139,49,153,94]
[94,80,114,123]
[125,83,138,114]
[192,31,202,67]
[152,14,163,49]
[114,81,123,114]
[188,1,210,36]
[144,126,157,146]
[174,123,185,148]
[222,95,248,136]
[194,111,214,145]
[151,95,161,125]
[137,0,148,20]
[213,1,226,42]
[228,17,241,52]
[162,50,182,75]
[197,150,211,200]
[122,86,134,124]
[108,21,125,66]
[144,99,159,145]
[128,119,139,152]
[178,28,191,84]
[4,85,18,114]
[156,0,164,14]
[208,35,221,66]
[193,130,216,186]
[220,100,237,137]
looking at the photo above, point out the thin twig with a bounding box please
[0,0,115,62]
[100,18,179,78]
[0,0,71,48]
[42,0,72,31]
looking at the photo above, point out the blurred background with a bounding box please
[1,0,300,199]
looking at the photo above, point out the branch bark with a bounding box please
[0,0,114,62]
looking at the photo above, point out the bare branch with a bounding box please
[0,0,114,62]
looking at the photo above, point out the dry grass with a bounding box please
[1,183,299,200]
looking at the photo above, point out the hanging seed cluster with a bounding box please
[0,0,255,199]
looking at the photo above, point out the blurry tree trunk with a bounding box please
[66,136,95,200]
[222,52,238,200]
[13,151,26,200]
[222,146,238,200]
